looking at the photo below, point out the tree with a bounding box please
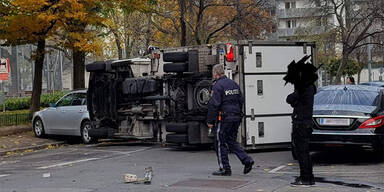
[151,0,274,46]
[0,0,62,116]
[102,1,154,59]
[317,0,384,84]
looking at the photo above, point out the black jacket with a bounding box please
[207,76,243,124]
[286,84,316,125]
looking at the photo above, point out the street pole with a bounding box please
[60,51,63,91]
[368,36,373,82]
[0,43,2,93]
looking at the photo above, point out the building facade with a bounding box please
[274,0,334,39]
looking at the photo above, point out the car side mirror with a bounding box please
[49,103,56,108]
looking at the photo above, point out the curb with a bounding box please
[0,141,66,156]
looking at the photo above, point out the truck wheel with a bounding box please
[164,63,188,73]
[193,80,212,110]
[86,62,106,72]
[166,123,188,133]
[166,134,188,143]
[163,52,188,62]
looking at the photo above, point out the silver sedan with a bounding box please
[32,90,96,144]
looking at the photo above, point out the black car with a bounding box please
[310,85,384,159]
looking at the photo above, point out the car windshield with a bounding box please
[315,89,379,106]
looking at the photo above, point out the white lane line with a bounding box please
[274,171,384,175]
[37,158,100,170]
[0,161,19,166]
[269,165,287,173]
[0,174,10,178]
[87,147,152,155]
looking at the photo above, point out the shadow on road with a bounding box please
[311,147,382,165]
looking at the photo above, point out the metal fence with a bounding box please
[0,113,30,126]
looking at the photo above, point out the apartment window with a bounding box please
[316,17,328,26]
[285,1,296,9]
[287,20,297,28]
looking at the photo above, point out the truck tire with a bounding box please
[163,52,188,62]
[193,80,212,110]
[86,61,106,72]
[166,134,188,143]
[166,123,188,133]
[164,63,188,73]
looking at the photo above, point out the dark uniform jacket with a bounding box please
[286,84,316,125]
[207,76,243,124]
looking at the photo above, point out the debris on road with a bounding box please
[124,167,153,184]
[43,173,51,178]
[124,174,138,183]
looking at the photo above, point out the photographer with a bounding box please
[285,61,318,186]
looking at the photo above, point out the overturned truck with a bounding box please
[86,50,214,145]
[86,41,316,148]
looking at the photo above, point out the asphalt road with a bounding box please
[0,142,383,192]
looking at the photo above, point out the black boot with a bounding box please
[212,169,231,176]
[243,161,254,174]
[290,177,315,187]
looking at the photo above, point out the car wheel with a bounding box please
[33,118,46,138]
[81,121,97,144]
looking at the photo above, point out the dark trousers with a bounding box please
[214,121,253,171]
[292,123,314,182]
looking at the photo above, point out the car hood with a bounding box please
[313,104,376,116]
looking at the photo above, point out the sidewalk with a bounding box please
[0,130,65,157]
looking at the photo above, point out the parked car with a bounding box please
[32,90,96,144]
[360,81,384,87]
[309,85,384,159]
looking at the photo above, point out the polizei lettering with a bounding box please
[225,89,240,96]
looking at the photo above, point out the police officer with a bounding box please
[285,62,317,186]
[207,64,254,176]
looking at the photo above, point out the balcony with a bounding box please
[276,26,328,37]
[277,8,323,19]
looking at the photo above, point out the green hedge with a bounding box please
[0,91,68,111]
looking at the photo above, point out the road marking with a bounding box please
[0,174,10,178]
[37,158,100,169]
[269,165,286,173]
[0,161,19,166]
[273,171,384,175]
[87,147,152,155]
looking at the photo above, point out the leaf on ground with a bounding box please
[1,136,6,139]
[264,169,270,172]
[18,135,23,138]
[23,149,33,153]
[5,151,15,157]
[287,163,294,166]
[1,145,7,149]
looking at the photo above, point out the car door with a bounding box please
[54,93,76,135]
[65,93,88,136]
[43,93,75,135]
